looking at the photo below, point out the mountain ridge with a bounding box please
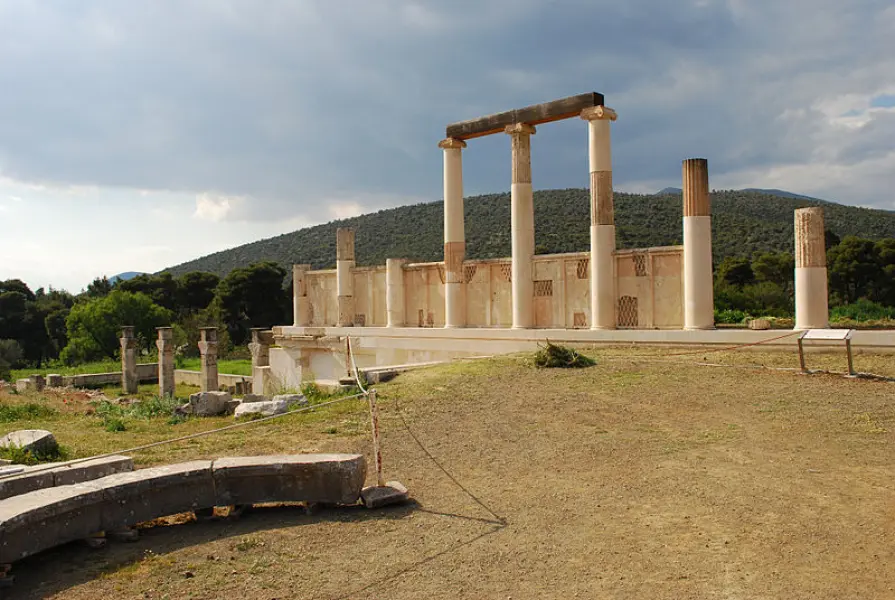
[161,189,895,279]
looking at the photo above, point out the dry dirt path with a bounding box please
[8,350,895,599]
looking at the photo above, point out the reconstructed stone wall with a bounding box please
[300,247,684,329]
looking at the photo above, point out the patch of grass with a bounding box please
[534,342,596,369]
[178,357,253,376]
[0,442,69,465]
[0,402,59,422]
[233,536,264,552]
[104,417,127,433]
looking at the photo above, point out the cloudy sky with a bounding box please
[0,0,893,292]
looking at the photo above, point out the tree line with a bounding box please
[0,262,292,379]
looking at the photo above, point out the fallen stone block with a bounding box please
[0,430,58,456]
[98,460,216,532]
[234,399,290,419]
[0,482,105,564]
[224,399,242,415]
[361,481,410,509]
[14,380,31,394]
[273,394,307,407]
[241,394,267,404]
[188,391,232,417]
[212,454,366,506]
[45,374,64,388]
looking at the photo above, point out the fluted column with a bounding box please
[581,106,618,330]
[197,327,219,392]
[794,207,829,330]
[336,227,356,327]
[156,327,175,398]
[292,264,311,327]
[386,258,407,328]
[439,137,468,328]
[120,326,138,394]
[505,123,536,329]
[683,158,715,330]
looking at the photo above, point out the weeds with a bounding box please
[0,402,58,422]
[0,442,69,465]
[534,342,596,369]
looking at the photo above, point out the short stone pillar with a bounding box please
[794,207,829,330]
[197,327,219,392]
[120,326,138,394]
[439,137,468,328]
[581,106,618,330]
[683,158,715,330]
[336,227,356,327]
[156,327,175,398]
[292,264,311,327]
[46,374,63,388]
[505,123,537,329]
[386,258,407,328]
[249,328,273,370]
[29,374,46,392]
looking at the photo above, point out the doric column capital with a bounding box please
[580,106,618,122]
[438,137,467,150]
[504,123,536,136]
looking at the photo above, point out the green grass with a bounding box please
[0,402,59,422]
[177,357,253,376]
[10,359,153,381]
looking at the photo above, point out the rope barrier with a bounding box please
[0,392,366,482]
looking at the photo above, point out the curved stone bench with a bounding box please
[0,454,365,566]
[0,456,133,500]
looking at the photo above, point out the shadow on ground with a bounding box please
[7,502,420,600]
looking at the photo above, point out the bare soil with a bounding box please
[4,347,894,599]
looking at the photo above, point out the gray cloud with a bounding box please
[0,0,893,223]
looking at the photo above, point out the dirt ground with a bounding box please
[4,347,895,599]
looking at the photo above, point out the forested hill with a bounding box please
[162,189,895,277]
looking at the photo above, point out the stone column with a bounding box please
[683,158,715,330]
[197,327,219,392]
[292,264,311,327]
[505,123,537,329]
[120,326,138,394]
[156,327,175,398]
[249,328,273,369]
[386,258,407,328]
[794,207,829,330]
[581,106,618,330]
[336,227,356,327]
[439,137,468,328]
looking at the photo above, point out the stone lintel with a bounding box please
[580,106,618,121]
[446,92,604,140]
[438,138,467,150]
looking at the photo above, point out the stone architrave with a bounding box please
[292,264,311,327]
[249,328,273,370]
[439,137,468,328]
[336,228,356,327]
[120,326,138,394]
[794,207,829,330]
[156,327,175,398]
[197,328,219,393]
[505,123,537,329]
[580,106,618,330]
[682,158,715,330]
[386,258,408,328]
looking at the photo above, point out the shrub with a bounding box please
[714,309,749,324]
[830,299,895,322]
[0,339,23,381]
[0,442,69,465]
[534,342,596,369]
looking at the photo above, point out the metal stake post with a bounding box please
[367,389,385,487]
